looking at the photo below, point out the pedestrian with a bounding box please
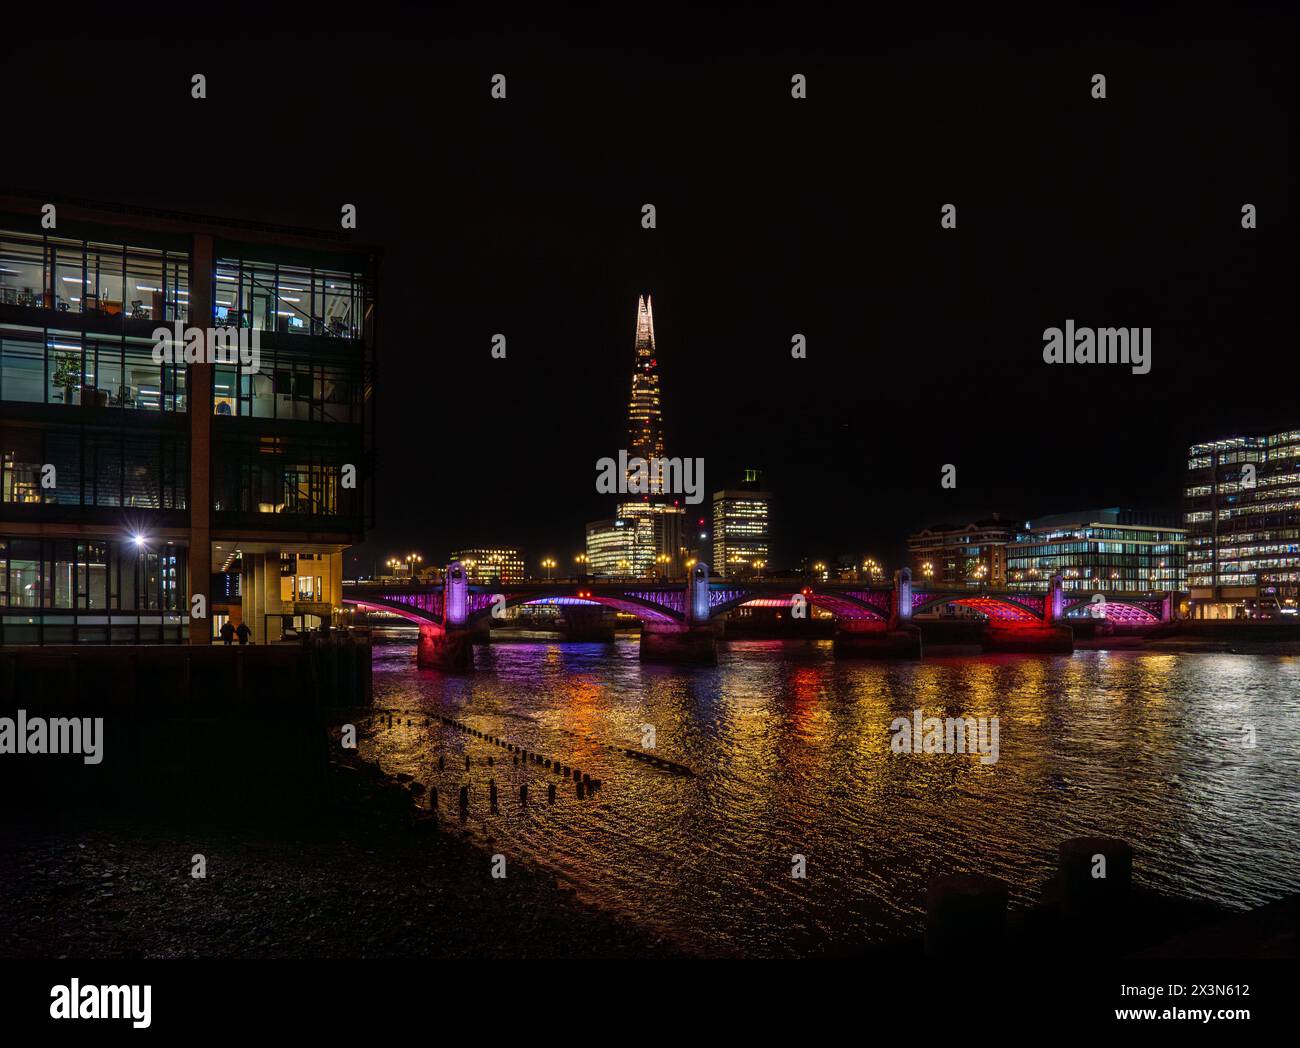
[236,621,252,645]
[219,621,235,645]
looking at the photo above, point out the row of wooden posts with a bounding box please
[371,711,603,810]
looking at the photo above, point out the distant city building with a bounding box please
[626,294,665,490]
[587,294,684,575]
[615,500,684,575]
[908,516,1016,589]
[1006,509,1186,595]
[451,547,524,584]
[585,517,655,577]
[712,469,770,578]
[1184,428,1300,618]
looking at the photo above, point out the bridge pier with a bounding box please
[415,561,476,670]
[983,574,1072,652]
[558,605,615,642]
[832,618,922,659]
[982,624,1073,653]
[639,621,718,664]
[640,562,718,664]
[417,623,475,672]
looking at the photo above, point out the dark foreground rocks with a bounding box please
[0,759,688,960]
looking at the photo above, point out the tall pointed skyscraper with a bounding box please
[585,293,686,579]
[626,294,665,492]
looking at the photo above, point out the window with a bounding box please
[125,342,163,412]
[213,435,359,521]
[124,438,161,508]
[212,347,362,423]
[0,327,186,412]
[53,245,85,313]
[0,233,48,306]
[216,256,367,339]
[0,429,43,504]
[0,335,44,401]
[0,230,188,323]
[8,539,42,607]
[86,432,123,506]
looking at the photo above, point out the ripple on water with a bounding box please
[358,641,1300,956]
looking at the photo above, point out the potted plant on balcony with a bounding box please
[52,351,82,405]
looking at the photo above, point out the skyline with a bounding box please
[2,7,1292,576]
[347,286,1290,579]
[2,0,1297,1001]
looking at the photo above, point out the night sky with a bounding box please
[4,6,1293,574]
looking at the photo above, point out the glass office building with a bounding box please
[0,194,377,644]
[712,470,771,578]
[1184,428,1300,618]
[1005,509,1186,596]
[586,517,656,578]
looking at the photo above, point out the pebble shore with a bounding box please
[0,758,689,960]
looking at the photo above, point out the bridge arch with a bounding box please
[343,590,690,626]
[710,591,888,621]
[911,593,1044,622]
[1060,596,1162,623]
[342,594,446,625]
[477,591,685,625]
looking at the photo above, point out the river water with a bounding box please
[357,635,1300,957]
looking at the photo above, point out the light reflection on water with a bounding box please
[359,638,1300,957]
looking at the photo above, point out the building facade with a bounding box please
[586,293,685,576]
[0,195,377,645]
[907,516,1016,589]
[712,470,770,578]
[626,294,665,492]
[1184,428,1300,618]
[1005,509,1186,596]
[451,547,525,585]
[585,517,655,577]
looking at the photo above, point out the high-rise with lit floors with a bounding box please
[1184,428,1300,618]
[712,469,770,578]
[626,293,665,492]
[588,294,684,575]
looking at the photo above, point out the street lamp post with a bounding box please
[541,557,556,581]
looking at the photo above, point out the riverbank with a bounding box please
[0,757,689,960]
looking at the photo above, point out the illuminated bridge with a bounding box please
[343,563,1174,670]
